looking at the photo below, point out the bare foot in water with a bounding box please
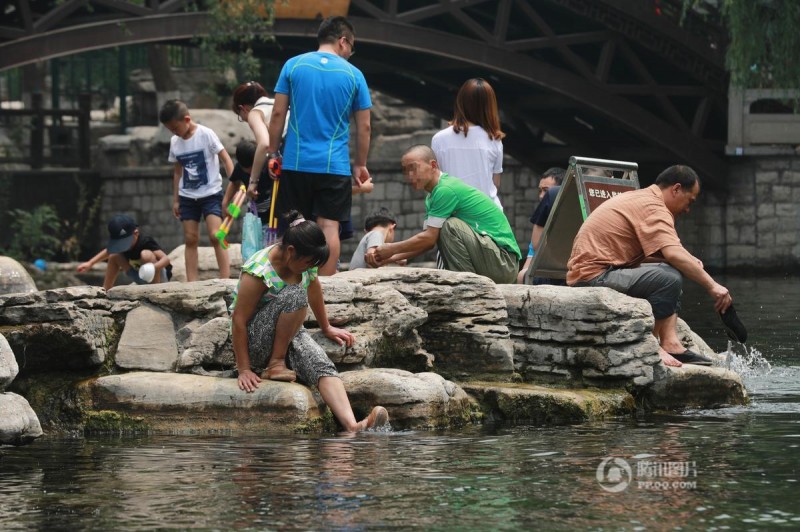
[356,406,389,431]
[659,348,683,367]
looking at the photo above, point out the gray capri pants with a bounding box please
[246,283,338,386]
[579,263,682,319]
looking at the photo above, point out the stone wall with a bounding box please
[678,156,800,272]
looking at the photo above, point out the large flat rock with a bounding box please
[84,372,323,433]
[461,382,636,424]
[642,365,748,409]
[340,368,477,429]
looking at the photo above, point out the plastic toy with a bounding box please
[215,185,247,249]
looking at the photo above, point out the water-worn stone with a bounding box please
[85,372,323,433]
[337,269,515,379]
[108,278,233,317]
[314,278,429,370]
[0,334,19,390]
[641,365,747,409]
[176,317,234,369]
[116,304,178,371]
[0,392,43,445]
[0,256,37,295]
[498,284,660,387]
[2,267,748,433]
[461,382,636,424]
[1,310,115,372]
[339,368,477,429]
[167,244,242,282]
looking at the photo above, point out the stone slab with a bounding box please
[115,304,178,371]
[86,372,322,433]
[462,382,636,425]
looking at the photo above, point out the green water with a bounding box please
[1,276,799,530]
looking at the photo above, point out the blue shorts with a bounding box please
[179,191,223,222]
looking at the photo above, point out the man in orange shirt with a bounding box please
[567,165,732,367]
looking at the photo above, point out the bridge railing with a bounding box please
[0,92,91,169]
[727,87,800,155]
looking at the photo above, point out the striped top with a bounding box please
[567,184,681,285]
[229,245,318,312]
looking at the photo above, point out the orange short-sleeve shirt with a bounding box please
[566,185,681,285]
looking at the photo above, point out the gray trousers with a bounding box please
[580,263,683,319]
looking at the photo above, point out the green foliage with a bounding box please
[196,0,279,86]
[7,205,63,262]
[722,0,800,89]
[684,0,800,89]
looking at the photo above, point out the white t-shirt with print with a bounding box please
[168,124,225,199]
[431,125,504,209]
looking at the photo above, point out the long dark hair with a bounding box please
[232,81,267,114]
[280,210,329,267]
[451,78,505,140]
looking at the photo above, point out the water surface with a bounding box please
[2,275,798,530]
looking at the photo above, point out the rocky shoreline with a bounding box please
[1,266,747,444]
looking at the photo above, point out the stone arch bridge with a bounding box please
[0,0,730,185]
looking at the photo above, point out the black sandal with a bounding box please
[720,304,747,343]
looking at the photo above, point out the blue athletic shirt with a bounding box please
[274,51,371,176]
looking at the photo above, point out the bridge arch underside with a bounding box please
[1,14,728,185]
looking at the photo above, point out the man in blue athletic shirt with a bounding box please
[266,16,372,276]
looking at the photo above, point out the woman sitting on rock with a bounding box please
[230,210,388,431]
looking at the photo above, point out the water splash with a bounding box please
[722,341,772,379]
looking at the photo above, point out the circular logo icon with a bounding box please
[320,57,328,64]
[596,457,632,492]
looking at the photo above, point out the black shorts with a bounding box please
[276,170,351,232]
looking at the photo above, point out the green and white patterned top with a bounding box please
[229,245,318,312]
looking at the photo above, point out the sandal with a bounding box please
[720,304,748,344]
[261,363,296,382]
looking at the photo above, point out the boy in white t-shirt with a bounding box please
[160,99,234,281]
[348,208,400,270]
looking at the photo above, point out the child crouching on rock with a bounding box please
[77,214,172,290]
[229,210,389,431]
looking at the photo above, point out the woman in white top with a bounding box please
[431,78,506,209]
[232,81,279,200]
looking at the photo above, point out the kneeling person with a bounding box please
[368,145,520,284]
[77,214,172,290]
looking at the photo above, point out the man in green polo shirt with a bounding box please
[366,144,520,284]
